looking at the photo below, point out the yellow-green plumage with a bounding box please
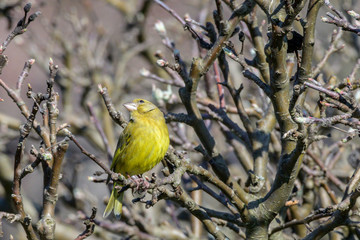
[103,99,169,218]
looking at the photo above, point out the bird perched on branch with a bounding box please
[103,99,169,219]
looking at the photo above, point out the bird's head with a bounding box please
[124,99,162,119]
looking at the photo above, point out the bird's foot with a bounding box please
[130,175,150,194]
[142,175,151,189]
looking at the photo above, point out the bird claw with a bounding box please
[130,175,150,194]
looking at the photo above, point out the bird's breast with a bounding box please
[115,118,169,176]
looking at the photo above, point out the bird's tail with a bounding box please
[103,183,124,219]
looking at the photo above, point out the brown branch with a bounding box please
[75,134,243,239]
[0,77,51,148]
[294,113,352,126]
[0,212,21,237]
[197,97,263,118]
[303,167,360,239]
[65,131,113,176]
[19,146,42,180]
[165,149,247,212]
[220,123,254,172]
[201,206,243,226]
[246,1,309,231]
[12,101,40,240]
[305,80,356,114]
[95,220,156,239]
[74,207,97,240]
[97,84,127,128]
[306,150,346,191]
[81,144,232,239]
[153,0,204,43]
[0,3,41,54]
[189,175,238,215]
[16,59,35,92]
[29,60,67,240]
[87,102,113,164]
[140,68,185,87]
[206,104,251,147]
[148,185,229,239]
[322,0,360,35]
[312,28,343,77]
[47,58,59,151]
[176,0,255,187]
[290,0,324,122]
[243,9,270,84]
[222,46,271,96]
[269,208,334,235]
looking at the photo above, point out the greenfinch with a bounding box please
[103,99,169,218]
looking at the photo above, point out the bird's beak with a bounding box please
[123,102,138,112]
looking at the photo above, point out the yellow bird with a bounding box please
[103,99,169,218]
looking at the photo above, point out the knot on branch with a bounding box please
[11,194,22,205]
[23,215,32,226]
[23,164,34,174]
[282,128,303,141]
[246,170,265,194]
[0,55,9,74]
[36,214,55,240]
[75,207,97,240]
[44,188,58,204]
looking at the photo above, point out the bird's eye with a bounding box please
[139,100,144,103]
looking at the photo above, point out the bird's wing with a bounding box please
[111,128,131,171]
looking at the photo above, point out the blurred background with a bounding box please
[1,0,360,239]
